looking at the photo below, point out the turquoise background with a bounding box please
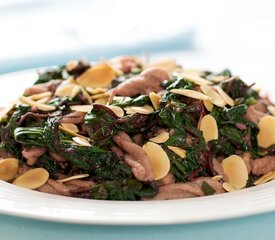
[0,211,273,240]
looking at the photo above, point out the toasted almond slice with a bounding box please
[72,137,91,147]
[203,100,214,112]
[212,175,223,181]
[0,101,16,120]
[66,60,79,72]
[167,146,186,158]
[55,84,80,99]
[61,123,79,133]
[170,89,210,101]
[200,85,226,107]
[257,115,275,148]
[199,115,218,142]
[29,91,52,100]
[178,72,212,86]
[267,105,275,116]
[0,158,19,181]
[214,86,235,106]
[254,171,273,185]
[142,142,170,180]
[59,126,88,139]
[208,75,227,83]
[77,63,116,88]
[94,98,108,105]
[146,59,178,73]
[86,87,108,95]
[36,96,51,104]
[222,155,248,189]
[13,168,49,189]
[19,96,56,111]
[149,132,169,144]
[78,86,93,104]
[124,107,135,115]
[130,105,154,115]
[70,105,93,112]
[113,96,125,101]
[107,105,124,117]
[57,174,89,183]
[149,92,161,110]
[90,92,110,100]
[222,182,237,192]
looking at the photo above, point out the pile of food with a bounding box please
[0,56,275,200]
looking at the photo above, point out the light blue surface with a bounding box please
[0,211,273,240]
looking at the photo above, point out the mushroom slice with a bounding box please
[167,146,186,158]
[200,85,226,107]
[13,168,49,190]
[149,92,161,110]
[214,86,235,106]
[77,63,116,88]
[257,115,275,148]
[222,155,248,189]
[57,174,90,183]
[142,142,170,180]
[0,158,19,181]
[199,114,218,142]
[106,105,124,117]
[170,89,210,101]
[19,96,56,111]
[72,137,91,147]
[149,132,169,144]
[70,105,93,112]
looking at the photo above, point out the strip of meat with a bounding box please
[47,179,71,196]
[22,147,46,165]
[110,67,170,97]
[245,104,266,124]
[64,180,95,193]
[61,111,86,124]
[242,152,252,174]
[113,132,153,181]
[251,155,275,175]
[212,158,228,181]
[37,183,61,195]
[110,146,124,158]
[157,173,176,186]
[24,80,62,96]
[49,152,67,162]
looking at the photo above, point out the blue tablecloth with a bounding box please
[0,211,273,240]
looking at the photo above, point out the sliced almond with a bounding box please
[170,89,210,101]
[199,114,218,142]
[106,105,124,117]
[149,92,161,110]
[146,59,178,73]
[86,87,108,95]
[29,91,52,100]
[149,132,169,144]
[124,107,135,115]
[214,86,235,106]
[222,155,248,189]
[267,105,275,116]
[36,96,51,104]
[130,105,154,115]
[200,85,226,107]
[70,105,93,112]
[254,171,273,185]
[61,123,79,133]
[57,174,89,183]
[203,100,214,112]
[0,101,16,120]
[55,84,80,99]
[19,96,56,111]
[208,75,227,83]
[72,137,91,147]
[13,168,49,190]
[77,63,116,88]
[79,86,93,104]
[59,126,88,139]
[257,115,275,148]
[212,175,223,181]
[142,142,170,180]
[0,158,19,181]
[90,92,110,100]
[178,72,212,86]
[167,146,186,158]
[222,182,237,192]
[94,98,108,105]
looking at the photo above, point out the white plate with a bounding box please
[1,69,275,225]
